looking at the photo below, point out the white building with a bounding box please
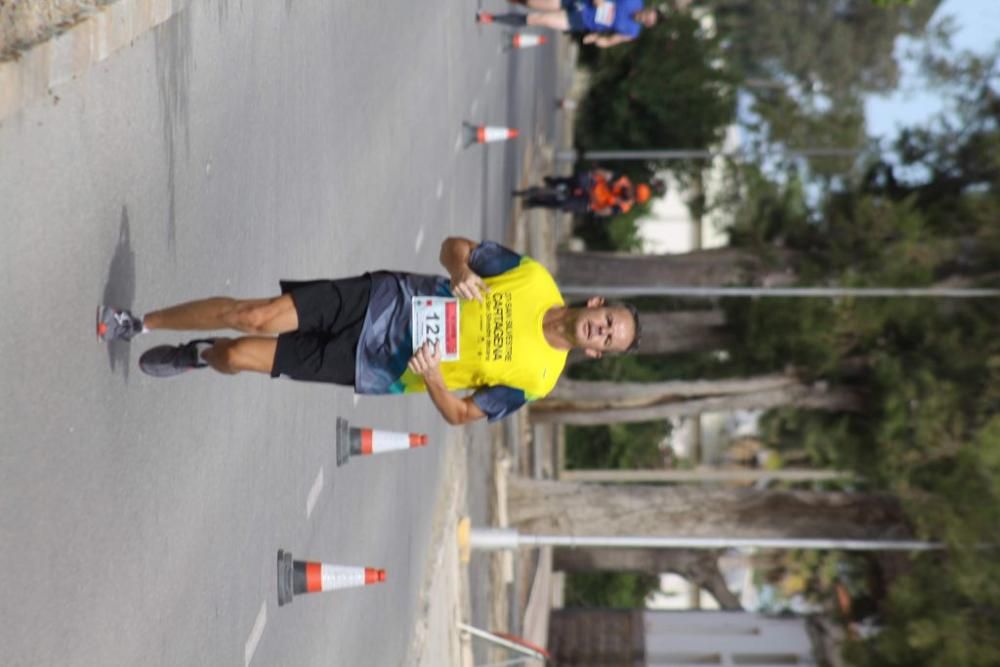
[635,124,739,255]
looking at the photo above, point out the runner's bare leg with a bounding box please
[201,337,278,374]
[527,10,571,30]
[143,296,299,334]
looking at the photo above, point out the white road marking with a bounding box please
[455,131,464,151]
[485,68,493,83]
[306,467,324,519]
[414,226,426,252]
[352,394,360,406]
[470,98,479,116]
[435,180,444,199]
[244,602,267,667]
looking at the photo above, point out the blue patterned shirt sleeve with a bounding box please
[472,385,529,422]
[468,241,522,278]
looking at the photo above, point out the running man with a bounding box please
[513,170,665,216]
[478,0,660,49]
[97,238,640,425]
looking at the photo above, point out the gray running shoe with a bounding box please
[97,305,143,342]
[139,339,214,378]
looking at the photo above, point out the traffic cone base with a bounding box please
[335,416,351,466]
[277,549,294,606]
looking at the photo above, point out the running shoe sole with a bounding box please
[139,339,213,378]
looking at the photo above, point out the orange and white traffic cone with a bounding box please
[508,32,547,50]
[463,122,520,147]
[335,417,428,467]
[277,549,386,607]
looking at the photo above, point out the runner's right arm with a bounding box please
[440,237,489,302]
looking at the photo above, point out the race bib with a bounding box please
[594,2,616,26]
[411,297,460,361]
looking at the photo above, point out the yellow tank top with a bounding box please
[400,258,568,399]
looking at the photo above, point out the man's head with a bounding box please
[635,7,661,28]
[636,183,652,204]
[568,297,640,358]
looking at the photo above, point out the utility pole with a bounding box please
[467,528,946,553]
[556,147,861,163]
[558,468,851,484]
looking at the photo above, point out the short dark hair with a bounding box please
[617,301,642,353]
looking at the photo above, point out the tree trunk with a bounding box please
[554,547,743,610]
[533,380,862,425]
[544,374,797,406]
[556,247,797,289]
[634,310,732,355]
[508,477,910,540]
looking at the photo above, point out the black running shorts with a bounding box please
[270,274,372,385]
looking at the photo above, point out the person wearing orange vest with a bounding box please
[513,170,665,216]
[477,0,661,50]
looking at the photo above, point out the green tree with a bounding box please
[565,35,1000,662]
[575,12,737,185]
[705,0,940,179]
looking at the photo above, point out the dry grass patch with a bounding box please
[0,0,113,60]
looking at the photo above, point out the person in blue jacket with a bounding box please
[478,0,660,48]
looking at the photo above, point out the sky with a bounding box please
[864,0,1000,140]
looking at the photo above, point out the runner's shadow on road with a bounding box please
[101,207,136,381]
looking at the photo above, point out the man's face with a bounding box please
[571,303,637,358]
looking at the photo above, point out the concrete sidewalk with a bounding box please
[408,429,473,667]
[0,0,187,121]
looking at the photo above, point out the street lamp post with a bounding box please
[468,528,946,553]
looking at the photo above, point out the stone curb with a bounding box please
[0,0,185,122]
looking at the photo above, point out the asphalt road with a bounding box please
[0,1,557,664]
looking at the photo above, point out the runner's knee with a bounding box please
[231,300,281,334]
